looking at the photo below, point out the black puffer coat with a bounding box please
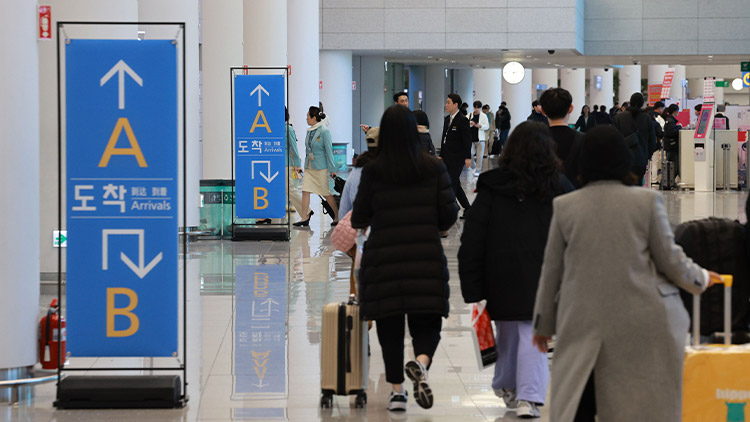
[351,157,458,319]
[458,168,573,321]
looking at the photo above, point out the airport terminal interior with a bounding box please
[5,0,750,421]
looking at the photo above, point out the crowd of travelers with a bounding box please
[286,88,722,420]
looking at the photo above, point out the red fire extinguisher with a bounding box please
[39,299,66,370]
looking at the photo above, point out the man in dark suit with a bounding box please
[440,93,472,216]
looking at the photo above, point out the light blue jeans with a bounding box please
[491,320,549,405]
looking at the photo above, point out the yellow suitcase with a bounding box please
[683,276,750,422]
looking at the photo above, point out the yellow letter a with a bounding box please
[99,117,148,167]
[250,110,272,133]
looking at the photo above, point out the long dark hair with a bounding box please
[371,105,432,183]
[627,92,644,117]
[497,121,563,201]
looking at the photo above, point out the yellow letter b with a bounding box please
[107,288,140,337]
[254,187,269,209]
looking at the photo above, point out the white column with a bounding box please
[456,69,474,105]
[243,0,287,66]
[320,51,353,160]
[201,0,243,180]
[38,1,138,274]
[426,65,447,147]
[670,64,687,101]
[648,64,670,88]
[532,68,558,92]
[473,69,503,110]
[502,69,533,131]
[589,68,614,111]
[288,0,319,156]
[715,80,726,105]
[1,0,40,377]
[618,65,642,105]
[560,68,586,124]
[139,0,200,227]
[360,56,385,132]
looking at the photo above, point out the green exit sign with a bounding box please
[716,81,730,87]
[53,230,67,248]
[742,61,750,72]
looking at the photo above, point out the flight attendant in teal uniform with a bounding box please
[294,105,338,227]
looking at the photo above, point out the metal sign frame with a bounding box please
[56,21,188,405]
[229,66,291,241]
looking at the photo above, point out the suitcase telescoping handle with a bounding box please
[692,274,733,346]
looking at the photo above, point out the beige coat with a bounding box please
[533,182,707,422]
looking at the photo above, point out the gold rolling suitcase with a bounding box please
[320,295,368,408]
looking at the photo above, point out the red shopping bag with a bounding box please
[471,302,497,369]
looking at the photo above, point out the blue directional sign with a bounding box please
[234,75,286,219]
[234,265,287,396]
[65,40,178,357]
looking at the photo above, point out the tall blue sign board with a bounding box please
[66,40,178,357]
[234,75,286,219]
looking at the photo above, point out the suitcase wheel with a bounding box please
[320,392,334,409]
[355,392,367,408]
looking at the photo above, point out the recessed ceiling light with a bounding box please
[708,55,714,58]
[427,56,433,59]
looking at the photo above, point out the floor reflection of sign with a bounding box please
[235,265,287,396]
[66,40,178,357]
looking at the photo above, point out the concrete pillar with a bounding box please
[360,56,385,131]
[1,0,40,389]
[648,64,670,88]
[532,68,558,94]
[715,80,726,105]
[618,65,642,105]
[502,69,533,131]
[201,0,243,179]
[408,65,426,111]
[426,65,448,148]
[288,0,319,156]
[243,0,286,66]
[38,1,139,274]
[139,0,200,227]
[320,51,353,160]
[561,68,586,125]
[670,64,687,102]
[473,69,503,110]
[589,68,614,111]
[456,69,474,106]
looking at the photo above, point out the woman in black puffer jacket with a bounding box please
[458,122,573,418]
[351,105,458,412]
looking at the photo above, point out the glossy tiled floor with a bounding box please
[8,164,749,422]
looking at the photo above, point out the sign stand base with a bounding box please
[54,375,184,409]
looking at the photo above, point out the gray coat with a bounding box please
[533,182,708,422]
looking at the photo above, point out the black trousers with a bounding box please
[445,161,471,209]
[666,150,680,177]
[574,371,596,421]
[632,165,647,186]
[375,313,442,384]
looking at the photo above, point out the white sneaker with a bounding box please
[473,170,480,176]
[387,390,408,411]
[405,360,433,409]
[494,388,518,409]
[516,400,541,418]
